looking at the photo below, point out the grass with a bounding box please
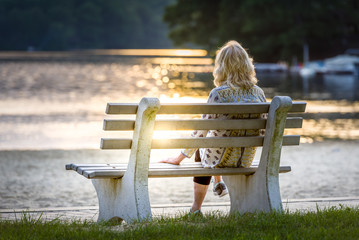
[1,206,358,240]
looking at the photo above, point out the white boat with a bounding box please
[299,61,326,77]
[324,55,359,75]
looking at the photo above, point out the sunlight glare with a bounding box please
[159,95,206,103]
[162,76,169,83]
[89,49,208,57]
[150,57,213,65]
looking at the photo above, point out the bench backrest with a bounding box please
[100,97,305,179]
[98,96,306,203]
[101,97,306,151]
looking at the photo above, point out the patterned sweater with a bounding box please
[181,84,266,168]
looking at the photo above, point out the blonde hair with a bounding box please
[213,40,257,88]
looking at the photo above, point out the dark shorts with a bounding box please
[193,150,212,185]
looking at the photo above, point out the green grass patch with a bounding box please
[1,206,358,239]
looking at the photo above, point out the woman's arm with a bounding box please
[180,89,220,158]
[159,152,186,165]
[160,89,220,164]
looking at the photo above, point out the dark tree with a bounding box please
[0,0,174,50]
[164,0,359,62]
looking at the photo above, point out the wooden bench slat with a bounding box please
[65,163,75,170]
[106,103,138,114]
[157,104,269,114]
[67,162,206,171]
[103,120,135,131]
[82,165,291,179]
[66,163,125,171]
[84,170,125,179]
[151,135,300,148]
[291,102,307,113]
[285,117,303,128]
[76,162,229,174]
[148,166,291,177]
[75,163,207,170]
[106,102,307,114]
[100,135,300,149]
[69,161,263,171]
[101,139,132,149]
[69,162,236,174]
[103,117,303,131]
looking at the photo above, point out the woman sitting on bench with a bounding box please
[160,40,266,214]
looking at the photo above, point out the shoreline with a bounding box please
[1,196,359,222]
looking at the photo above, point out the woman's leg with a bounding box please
[191,150,211,212]
[213,175,222,184]
[193,150,212,185]
[191,182,209,212]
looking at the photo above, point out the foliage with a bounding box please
[1,206,359,239]
[0,0,174,50]
[164,0,359,62]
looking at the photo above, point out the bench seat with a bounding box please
[66,162,291,179]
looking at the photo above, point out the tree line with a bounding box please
[1,0,358,62]
[0,0,173,51]
[164,0,359,62]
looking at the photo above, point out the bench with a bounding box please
[66,96,306,223]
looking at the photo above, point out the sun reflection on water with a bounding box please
[88,49,208,57]
[148,57,213,65]
[0,50,359,150]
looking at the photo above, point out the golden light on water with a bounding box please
[1,51,359,151]
[149,57,213,65]
[89,49,208,57]
[0,49,210,61]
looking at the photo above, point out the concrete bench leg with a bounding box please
[92,98,160,223]
[92,176,151,223]
[223,171,282,213]
[222,96,292,214]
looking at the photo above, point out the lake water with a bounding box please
[0,52,358,210]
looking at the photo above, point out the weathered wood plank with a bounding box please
[151,137,266,149]
[100,138,132,149]
[157,104,270,114]
[106,103,138,114]
[82,165,291,179]
[106,102,306,114]
[148,166,291,177]
[69,162,205,170]
[100,135,300,149]
[65,163,74,170]
[286,117,303,128]
[103,117,303,131]
[103,120,135,130]
[76,162,225,174]
[68,162,221,174]
[151,135,300,148]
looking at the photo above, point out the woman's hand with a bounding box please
[159,153,186,165]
